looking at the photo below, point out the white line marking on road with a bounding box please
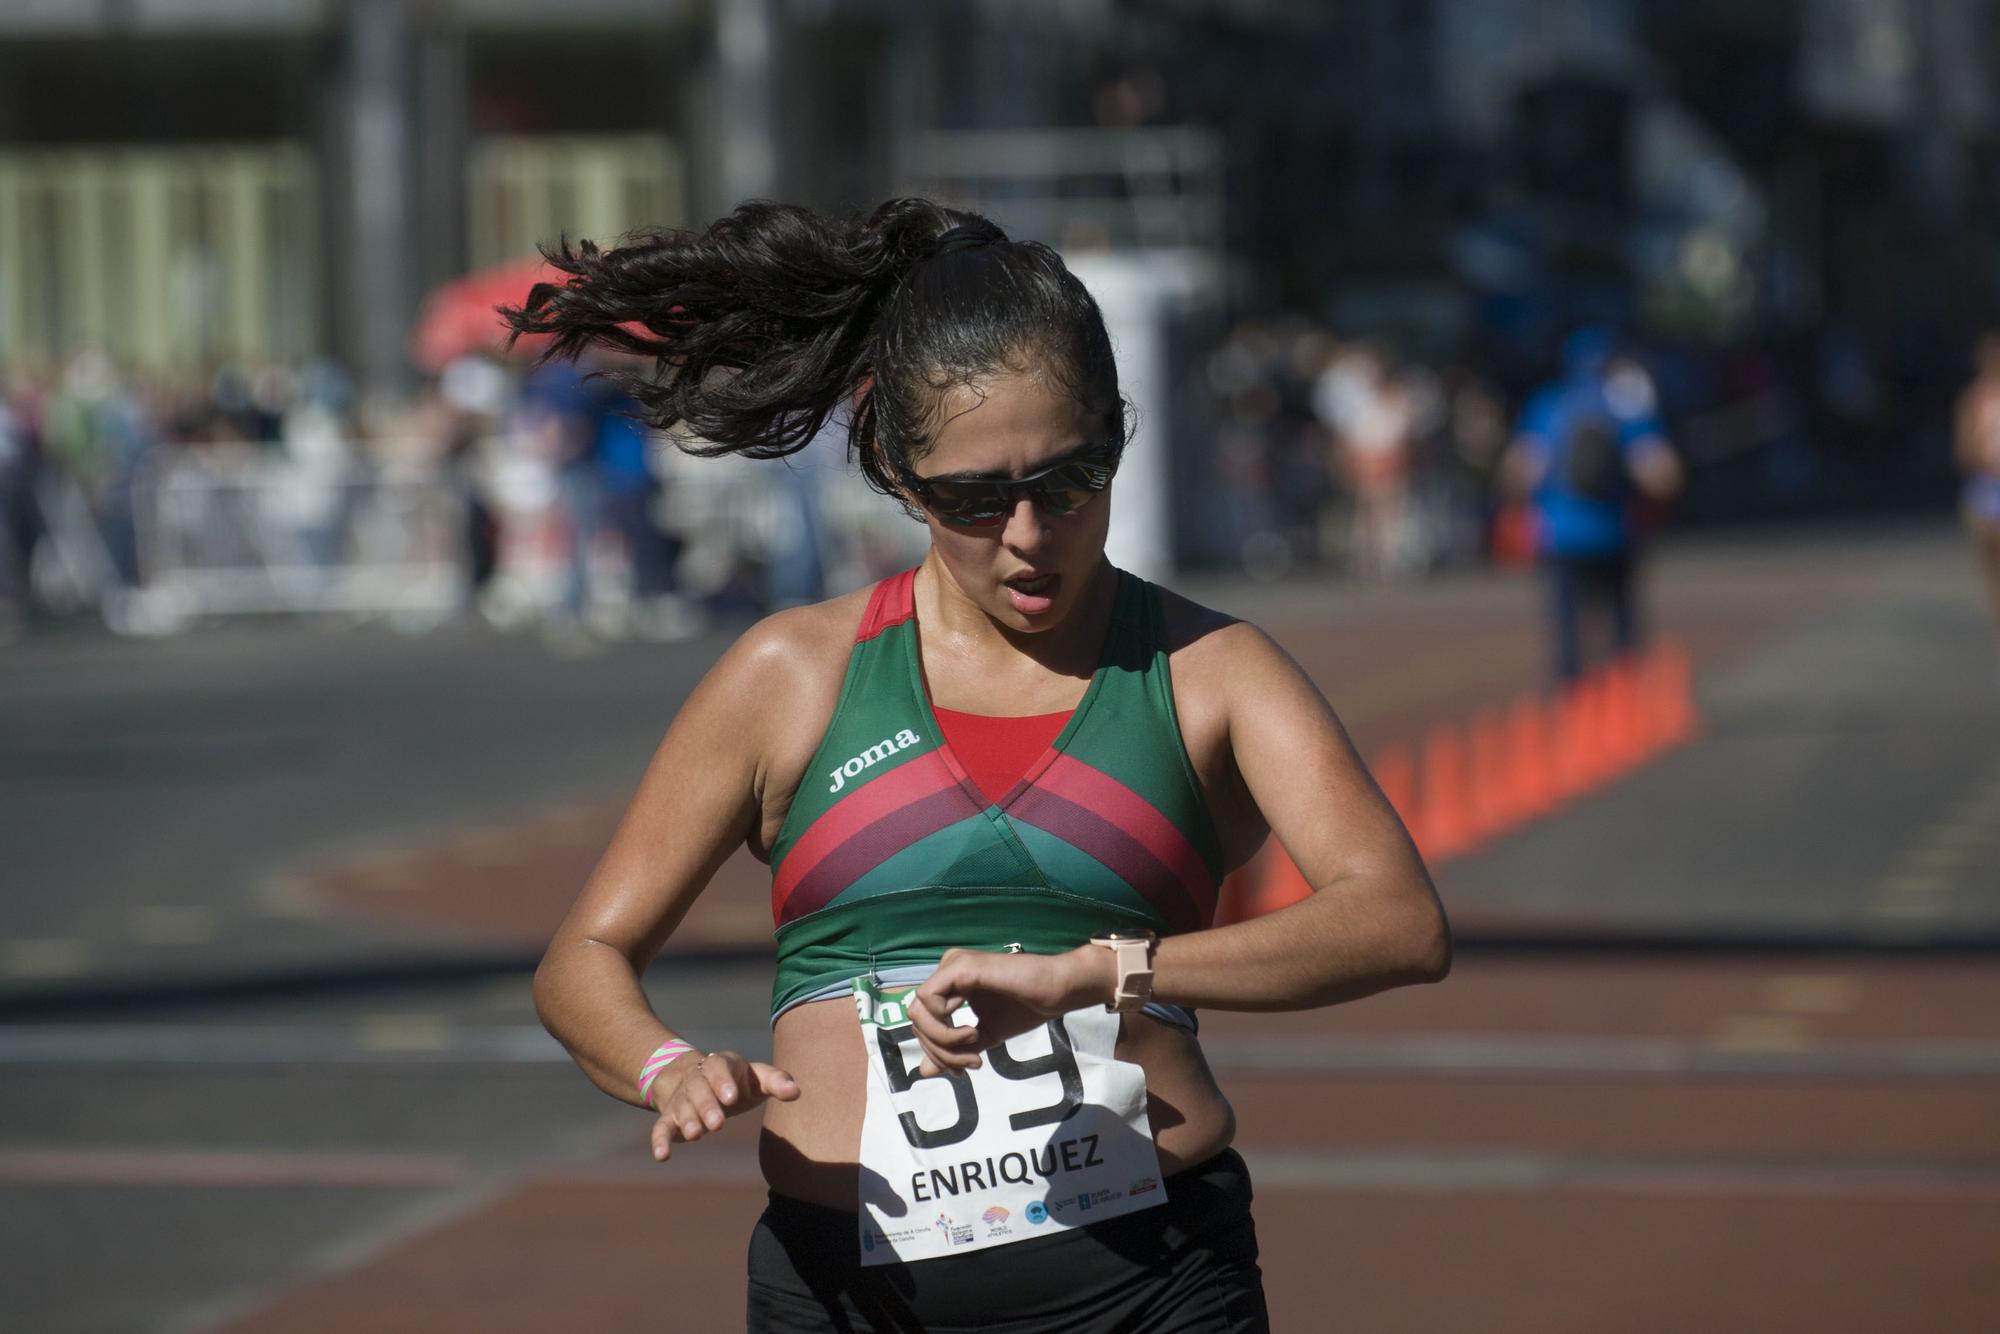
[530,1148,2000,1203]
[1765,974,1857,1015]
[159,1167,522,1334]
[1928,817,1997,847]
[252,874,324,919]
[450,824,530,869]
[478,975,537,1011]
[1908,844,1971,870]
[128,904,218,947]
[1873,871,1951,895]
[1868,896,1947,918]
[357,1013,453,1054]
[0,1147,470,1188]
[1239,1150,2000,1202]
[342,849,421,891]
[0,939,91,981]
[12,1025,2000,1079]
[1710,1014,1810,1051]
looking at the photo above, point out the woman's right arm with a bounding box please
[531,611,825,1156]
[1955,386,1992,475]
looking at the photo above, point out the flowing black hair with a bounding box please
[500,197,1133,504]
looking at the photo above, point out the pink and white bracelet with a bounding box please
[637,1039,698,1108]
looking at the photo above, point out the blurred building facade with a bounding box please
[1,0,1996,518]
[0,0,781,398]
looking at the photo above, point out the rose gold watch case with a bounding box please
[1090,931,1158,1013]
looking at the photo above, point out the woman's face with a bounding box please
[906,368,1115,635]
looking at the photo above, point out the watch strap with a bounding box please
[1101,936,1155,1013]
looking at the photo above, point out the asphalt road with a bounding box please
[4,517,1998,1332]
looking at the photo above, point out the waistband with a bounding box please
[772,962,1198,1034]
[749,1148,1262,1330]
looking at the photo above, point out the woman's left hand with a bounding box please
[907,946,1110,1078]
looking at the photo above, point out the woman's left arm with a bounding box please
[910,623,1449,1070]
[1142,621,1451,1010]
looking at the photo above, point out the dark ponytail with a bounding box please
[500,197,1131,503]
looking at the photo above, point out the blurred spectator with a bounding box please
[766,404,849,610]
[1439,363,1513,564]
[1317,340,1417,580]
[43,350,153,595]
[273,359,363,571]
[1503,328,1684,684]
[434,355,510,604]
[0,378,30,641]
[510,352,687,643]
[1955,330,2000,657]
[594,373,678,618]
[514,356,600,642]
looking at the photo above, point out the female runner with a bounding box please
[509,198,1451,1332]
[1957,330,2000,652]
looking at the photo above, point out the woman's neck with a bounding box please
[916,553,1116,680]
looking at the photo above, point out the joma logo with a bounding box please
[829,729,921,793]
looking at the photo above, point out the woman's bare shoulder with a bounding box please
[1156,584,1266,668]
[718,585,875,696]
[1154,585,1318,724]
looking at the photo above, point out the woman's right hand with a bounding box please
[649,1050,800,1161]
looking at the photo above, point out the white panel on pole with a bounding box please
[1061,249,1219,584]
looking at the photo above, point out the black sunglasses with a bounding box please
[901,445,1122,527]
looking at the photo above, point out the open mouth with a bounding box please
[1003,571,1060,615]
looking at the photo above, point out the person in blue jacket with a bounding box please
[1504,328,1684,684]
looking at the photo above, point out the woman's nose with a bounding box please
[1000,495,1052,551]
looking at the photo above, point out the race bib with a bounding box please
[852,974,1166,1266]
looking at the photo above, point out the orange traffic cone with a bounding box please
[1468,709,1513,837]
[1556,674,1606,797]
[1253,844,1315,916]
[1211,862,1259,927]
[1505,692,1558,820]
[1417,722,1480,861]
[1652,639,1698,746]
[1603,655,1646,772]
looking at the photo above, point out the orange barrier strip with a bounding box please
[1228,640,1703,920]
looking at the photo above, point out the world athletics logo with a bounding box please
[982,1206,1010,1226]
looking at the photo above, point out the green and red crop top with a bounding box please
[767,566,1224,1019]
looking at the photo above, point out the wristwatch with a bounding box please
[1089,929,1158,1013]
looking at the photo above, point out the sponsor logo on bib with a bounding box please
[933,1212,976,1247]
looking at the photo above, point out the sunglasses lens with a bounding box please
[1027,462,1108,515]
[914,452,1117,526]
[925,481,1011,525]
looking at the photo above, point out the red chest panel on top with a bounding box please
[932,705,1073,806]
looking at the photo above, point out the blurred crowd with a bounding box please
[0,309,1977,671]
[1206,321,1516,583]
[0,348,906,648]
[1196,306,1969,584]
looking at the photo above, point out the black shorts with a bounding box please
[747,1148,1270,1333]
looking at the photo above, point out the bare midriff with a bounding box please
[758,988,1237,1211]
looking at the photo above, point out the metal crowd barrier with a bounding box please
[116,437,931,635]
[129,448,465,629]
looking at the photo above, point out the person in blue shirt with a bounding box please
[594,375,676,607]
[1504,328,1684,683]
[1956,330,2000,659]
